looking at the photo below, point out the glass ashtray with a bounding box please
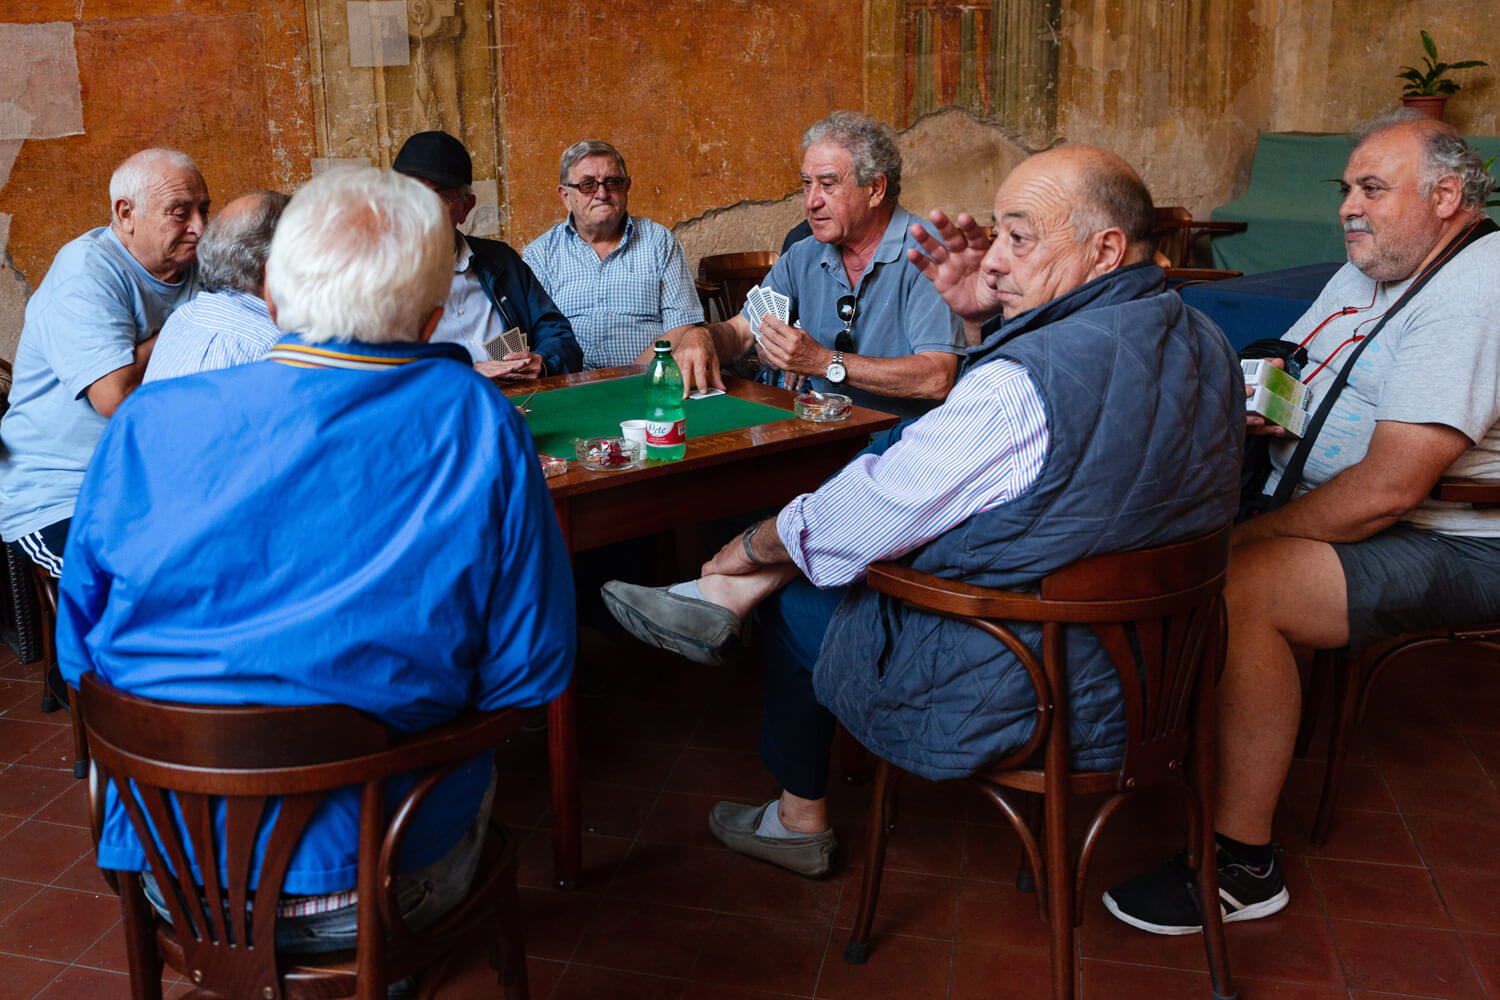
[575,436,643,471]
[794,392,852,422]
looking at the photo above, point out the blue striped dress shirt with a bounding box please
[777,359,1049,587]
[143,289,282,383]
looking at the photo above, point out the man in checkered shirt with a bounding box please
[523,140,704,375]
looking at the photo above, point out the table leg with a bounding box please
[546,681,580,889]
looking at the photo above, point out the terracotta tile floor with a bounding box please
[1,634,1497,999]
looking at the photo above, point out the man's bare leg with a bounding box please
[775,789,829,833]
[1215,536,1351,843]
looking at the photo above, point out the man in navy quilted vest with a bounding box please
[603,146,1245,878]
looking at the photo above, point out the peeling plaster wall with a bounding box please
[0,2,315,360]
[1,0,1496,362]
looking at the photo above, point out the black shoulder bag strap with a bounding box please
[1268,217,1499,509]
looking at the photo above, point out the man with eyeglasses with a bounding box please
[522,140,704,375]
[686,111,965,419]
[393,131,581,380]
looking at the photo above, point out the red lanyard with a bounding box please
[1297,217,1487,384]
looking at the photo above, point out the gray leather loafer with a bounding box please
[708,800,838,879]
[600,581,741,666]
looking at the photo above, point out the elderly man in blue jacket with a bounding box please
[58,166,575,953]
[605,146,1244,878]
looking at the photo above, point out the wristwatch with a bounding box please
[825,351,847,384]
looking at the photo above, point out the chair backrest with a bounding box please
[867,526,1231,781]
[1037,528,1231,782]
[698,251,779,321]
[79,672,522,1000]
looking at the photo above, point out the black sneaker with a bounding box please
[1102,846,1289,935]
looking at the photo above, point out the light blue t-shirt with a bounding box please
[0,227,197,539]
[752,206,965,420]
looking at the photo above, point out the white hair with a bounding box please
[265,167,451,345]
[108,148,199,208]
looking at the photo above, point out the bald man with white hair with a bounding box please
[0,147,209,575]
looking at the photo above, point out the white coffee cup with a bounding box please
[620,419,648,448]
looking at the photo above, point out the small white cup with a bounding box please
[620,419,648,448]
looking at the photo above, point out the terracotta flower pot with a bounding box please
[1401,94,1448,120]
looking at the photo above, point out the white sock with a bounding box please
[755,799,801,839]
[667,580,707,601]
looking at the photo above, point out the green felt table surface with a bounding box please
[520,375,795,456]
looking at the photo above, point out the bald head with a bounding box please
[981,146,1156,318]
[197,191,289,294]
[108,148,210,282]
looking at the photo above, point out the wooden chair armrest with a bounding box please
[866,563,1045,620]
[1153,219,1248,235]
[1165,268,1243,283]
[1432,477,1500,508]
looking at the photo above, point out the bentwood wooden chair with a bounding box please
[843,528,1237,1000]
[79,672,530,1000]
[698,251,779,322]
[1153,206,1247,279]
[26,562,91,778]
[1298,477,1500,846]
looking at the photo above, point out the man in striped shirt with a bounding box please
[144,190,288,383]
[605,146,1243,878]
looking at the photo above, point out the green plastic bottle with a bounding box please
[644,341,686,461]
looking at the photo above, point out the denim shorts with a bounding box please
[1333,524,1500,648]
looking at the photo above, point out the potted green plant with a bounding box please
[1397,30,1488,120]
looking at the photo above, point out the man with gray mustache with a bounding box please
[1106,111,1500,935]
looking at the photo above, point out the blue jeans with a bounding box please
[141,774,495,954]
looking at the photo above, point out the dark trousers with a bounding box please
[757,578,848,800]
[755,418,911,800]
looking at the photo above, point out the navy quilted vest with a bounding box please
[813,263,1243,778]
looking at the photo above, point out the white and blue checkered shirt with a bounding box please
[522,215,703,369]
[143,289,282,383]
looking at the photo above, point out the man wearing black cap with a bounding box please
[393,130,581,379]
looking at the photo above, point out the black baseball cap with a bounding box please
[392,131,472,189]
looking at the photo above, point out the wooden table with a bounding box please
[502,367,898,887]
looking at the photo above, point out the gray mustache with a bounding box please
[1343,218,1372,234]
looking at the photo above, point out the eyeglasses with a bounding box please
[562,177,630,196]
[834,295,858,353]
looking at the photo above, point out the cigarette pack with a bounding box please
[1241,359,1311,410]
[1247,385,1310,437]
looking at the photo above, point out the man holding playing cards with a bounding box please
[394,130,581,379]
[682,111,965,419]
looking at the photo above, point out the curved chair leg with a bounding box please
[844,759,896,964]
[1015,792,1042,893]
[1311,652,1359,846]
[1193,680,1238,1000]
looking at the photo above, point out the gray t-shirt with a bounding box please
[0,227,196,539]
[1267,230,1500,536]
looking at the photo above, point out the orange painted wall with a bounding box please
[1,0,315,287]
[497,3,864,243]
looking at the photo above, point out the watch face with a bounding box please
[826,362,847,383]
